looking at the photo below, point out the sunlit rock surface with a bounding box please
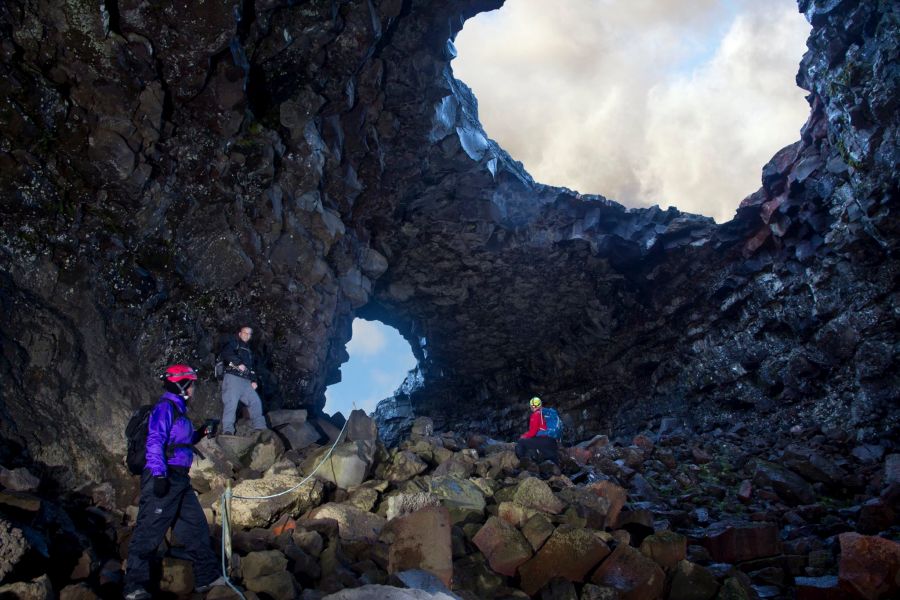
[0,0,897,490]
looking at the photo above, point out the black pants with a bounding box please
[125,470,218,591]
[516,436,559,464]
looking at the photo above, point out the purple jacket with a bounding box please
[145,392,194,476]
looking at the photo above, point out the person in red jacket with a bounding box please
[515,397,559,463]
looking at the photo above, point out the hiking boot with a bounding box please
[195,575,228,593]
[124,588,151,600]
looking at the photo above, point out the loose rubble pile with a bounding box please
[1,410,898,599]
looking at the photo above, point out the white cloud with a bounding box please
[453,0,810,223]
[346,319,387,357]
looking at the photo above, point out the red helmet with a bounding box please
[163,364,197,382]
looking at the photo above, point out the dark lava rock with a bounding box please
[753,460,816,506]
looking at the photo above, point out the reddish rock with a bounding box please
[640,531,687,571]
[838,532,900,600]
[589,481,627,528]
[591,543,665,600]
[633,435,655,453]
[472,516,533,576]
[271,515,297,537]
[795,576,846,600]
[857,498,896,535]
[701,522,781,564]
[383,506,453,587]
[517,525,610,596]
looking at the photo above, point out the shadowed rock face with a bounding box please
[0,0,897,484]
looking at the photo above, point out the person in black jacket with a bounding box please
[220,325,266,435]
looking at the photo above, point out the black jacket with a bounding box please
[221,336,257,382]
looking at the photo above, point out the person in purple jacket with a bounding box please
[124,364,225,600]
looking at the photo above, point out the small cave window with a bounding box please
[325,318,418,416]
[453,0,811,223]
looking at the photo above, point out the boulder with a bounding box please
[753,460,815,505]
[851,445,885,463]
[306,503,386,543]
[242,550,288,580]
[229,474,325,529]
[580,584,621,599]
[497,501,540,528]
[346,409,378,442]
[306,441,374,489]
[160,557,193,596]
[410,417,434,439]
[278,422,321,451]
[640,531,687,571]
[518,525,610,595]
[838,532,900,600]
[218,432,262,464]
[383,506,453,587]
[521,512,555,551]
[701,522,781,563]
[250,431,287,473]
[590,543,665,600]
[557,486,611,529]
[190,437,236,489]
[795,576,844,600]
[0,467,40,492]
[589,481,627,527]
[472,516,533,576]
[385,492,442,521]
[432,455,475,479]
[0,491,41,512]
[267,409,308,428]
[884,454,900,486]
[857,498,896,535]
[292,529,324,557]
[59,584,100,600]
[478,450,520,478]
[0,518,30,582]
[669,560,719,600]
[385,451,429,483]
[513,477,565,514]
[428,476,486,524]
[0,574,54,600]
[245,571,297,600]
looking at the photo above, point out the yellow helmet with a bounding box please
[529,397,542,408]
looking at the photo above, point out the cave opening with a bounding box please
[324,318,418,417]
[453,0,811,223]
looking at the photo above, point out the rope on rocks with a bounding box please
[215,408,354,598]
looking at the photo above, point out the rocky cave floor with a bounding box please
[1,411,898,600]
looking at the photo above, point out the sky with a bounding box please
[324,319,417,417]
[326,1,812,416]
[453,0,812,223]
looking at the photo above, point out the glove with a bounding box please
[153,476,170,498]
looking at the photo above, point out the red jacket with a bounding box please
[520,409,547,439]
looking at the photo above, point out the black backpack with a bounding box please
[124,398,183,475]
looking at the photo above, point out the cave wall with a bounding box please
[0,0,897,485]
